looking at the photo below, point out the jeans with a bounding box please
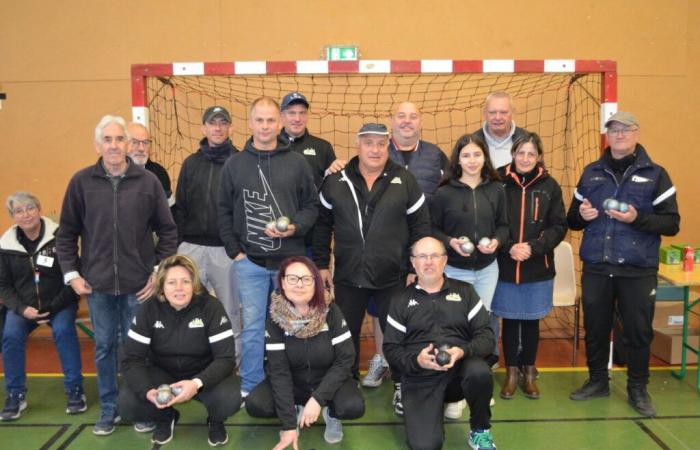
[232,256,277,393]
[445,260,500,355]
[2,304,83,395]
[88,292,139,415]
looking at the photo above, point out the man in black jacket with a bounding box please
[56,115,177,435]
[313,122,430,416]
[127,122,172,204]
[174,106,241,365]
[218,97,318,397]
[384,237,496,450]
[279,92,346,188]
[567,111,680,417]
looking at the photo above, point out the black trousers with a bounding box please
[402,357,492,450]
[119,366,242,423]
[502,319,539,366]
[246,377,365,420]
[334,283,404,379]
[581,272,656,384]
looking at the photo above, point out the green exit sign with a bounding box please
[325,46,359,61]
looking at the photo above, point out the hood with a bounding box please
[0,217,58,254]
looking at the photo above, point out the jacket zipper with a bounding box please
[29,257,42,310]
[112,181,120,295]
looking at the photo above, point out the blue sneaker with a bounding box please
[66,387,87,415]
[0,393,27,421]
[93,411,121,436]
[469,429,496,450]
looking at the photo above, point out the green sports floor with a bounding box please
[1,368,698,450]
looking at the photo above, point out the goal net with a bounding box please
[132,59,617,341]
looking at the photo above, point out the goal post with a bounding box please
[131,58,617,340]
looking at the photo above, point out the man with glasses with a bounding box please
[127,123,172,205]
[56,115,177,435]
[384,236,497,450]
[312,123,430,416]
[567,111,679,417]
[174,106,241,366]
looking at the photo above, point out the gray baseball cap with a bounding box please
[357,123,390,136]
[605,111,639,128]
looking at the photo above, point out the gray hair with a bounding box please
[94,115,128,144]
[410,236,446,256]
[6,191,41,216]
[484,91,514,111]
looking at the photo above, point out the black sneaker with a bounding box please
[570,379,610,401]
[628,385,656,417]
[0,393,27,421]
[207,417,228,447]
[65,388,87,414]
[392,383,403,417]
[152,409,179,445]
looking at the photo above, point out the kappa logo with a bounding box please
[320,323,329,332]
[446,293,462,302]
[220,316,229,326]
[154,321,164,329]
[390,176,402,184]
[650,288,656,296]
[188,318,204,328]
[132,317,137,325]
[407,299,419,308]
[631,175,652,183]
[265,330,270,338]
[341,319,347,328]
[303,148,317,155]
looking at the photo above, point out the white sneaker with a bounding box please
[490,397,496,407]
[444,399,466,419]
[392,383,403,416]
[362,354,389,387]
[322,407,343,444]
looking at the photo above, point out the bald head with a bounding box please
[391,102,422,148]
[127,122,152,166]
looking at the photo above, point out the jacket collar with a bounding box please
[0,217,58,254]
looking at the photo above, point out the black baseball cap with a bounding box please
[281,92,309,111]
[202,106,231,124]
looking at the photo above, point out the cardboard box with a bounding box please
[659,246,681,264]
[653,301,686,328]
[651,327,699,365]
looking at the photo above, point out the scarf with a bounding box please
[269,290,328,339]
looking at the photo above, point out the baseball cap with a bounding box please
[357,123,390,136]
[202,106,231,124]
[605,111,639,128]
[281,92,309,111]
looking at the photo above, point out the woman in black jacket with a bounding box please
[246,256,364,450]
[119,254,240,447]
[0,192,84,421]
[491,132,567,399]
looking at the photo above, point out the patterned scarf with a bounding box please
[269,290,328,339]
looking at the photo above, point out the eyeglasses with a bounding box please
[130,139,152,147]
[607,127,637,136]
[411,253,446,261]
[284,274,315,286]
[11,205,38,216]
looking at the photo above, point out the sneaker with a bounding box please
[362,354,390,387]
[65,388,87,415]
[628,385,656,417]
[0,393,27,421]
[207,417,228,447]
[322,407,343,444]
[152,409,179,445]
[240,390,249,410]
[133,421,156,432]
[490,397,496,407]
[392,383,403,417]
[569,378,610,401]
[468,429,497,450]
[93,411,121,436]
[444,399,466,420]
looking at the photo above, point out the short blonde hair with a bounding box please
[155,254,205,302]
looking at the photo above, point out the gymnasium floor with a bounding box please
[1,363,698,449]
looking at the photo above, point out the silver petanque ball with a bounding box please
[605,198,619,211]
[171,386,183,397]
[275,216,290,232]
[478,237,492,248]
[266,220,277,231]
[460,240,475,254]
[156,384,173,405]
[618,202,630,213]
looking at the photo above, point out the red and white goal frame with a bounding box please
[131,58,617,152]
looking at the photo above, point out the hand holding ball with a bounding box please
[435,345,451,366]
[478,237,492,248]
[155,384,173,405]
[603,198,629,213]
[458,236,475,254]
[275,216,290,232]
[171,386,183,397]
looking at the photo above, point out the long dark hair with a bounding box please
[511,131,546,171]
[277,256,326,311]
[445,133,500,184]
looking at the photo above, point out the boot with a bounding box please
[500,366,519,399]
[521,365,540,399]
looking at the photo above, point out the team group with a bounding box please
[0,90,679,450]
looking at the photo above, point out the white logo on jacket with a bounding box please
[220,316,229,325]
[407,299,418,308]
[303,148,316,155]
[631,175,652,183]
[390,177,402,184]
[154,321,164,329]
[188,318,204,328]
[446,293,462,302]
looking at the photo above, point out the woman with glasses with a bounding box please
[0,192,85,421]
[246,256,364,449]
[490,132,567,400]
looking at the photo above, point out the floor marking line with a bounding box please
[634,419,671,450]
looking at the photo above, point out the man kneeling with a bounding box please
[384,237,496,450]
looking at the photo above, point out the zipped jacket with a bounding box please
[497,164,567,283]
[0,218,78,318]
[313,157,430,289]
[388,139,448,202]
[264,302,354,430]
[280,129,336,189]
[430,178,509,270]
